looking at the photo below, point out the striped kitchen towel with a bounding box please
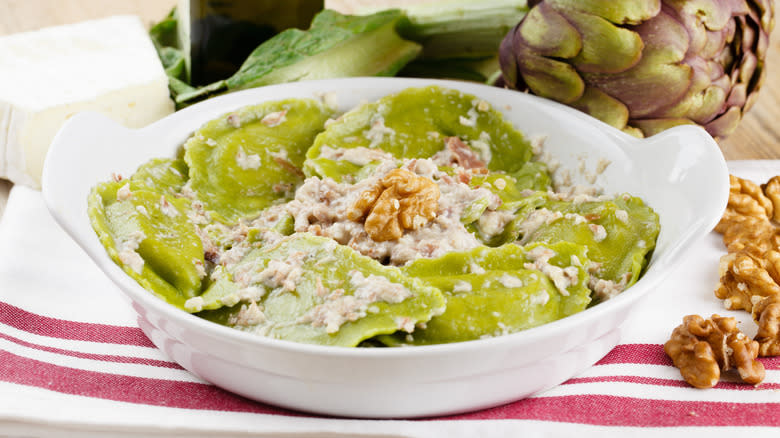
[1,161,778,437]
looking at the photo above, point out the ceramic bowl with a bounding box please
[41,77,729,418]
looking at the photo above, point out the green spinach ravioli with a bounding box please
[88,86,660,347]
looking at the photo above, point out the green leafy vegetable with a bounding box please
[349,0,529,60]
[148,9,188,88]
[398,56,503,84]
[152,9,422,107]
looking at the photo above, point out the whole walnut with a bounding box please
[752,294,780,357]
[665,314,765,388]
[716,175,774,231]
[349,168,440,242]
[762,176,780,222]
[715,250,780,312]
[713,174,780,358]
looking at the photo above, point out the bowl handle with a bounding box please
[41,111,133,257]
[628,124,729,268]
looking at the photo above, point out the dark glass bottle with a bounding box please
[180,0,324,85]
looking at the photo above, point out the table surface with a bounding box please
[1,0,779,160]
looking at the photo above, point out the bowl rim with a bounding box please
[42,76,729,360]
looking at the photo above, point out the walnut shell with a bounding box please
[350,168,440,242]
[665,314,765,388]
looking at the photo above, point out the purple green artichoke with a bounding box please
[498,0,775,139]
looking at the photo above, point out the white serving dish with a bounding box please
[41,77,729,418]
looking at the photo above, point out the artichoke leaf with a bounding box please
[655,57,730,123]
[630,117,698,136]
[664,0,749,31]
[702,106,743,138]
[563,9,645,74]
[517,50,586,103]
[518,2,581,58]
[570,87,631,130]
[547,0,661,25]
[582,11,691,118]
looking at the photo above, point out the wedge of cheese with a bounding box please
[0,15,174,188]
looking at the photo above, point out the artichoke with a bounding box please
[497,0,775,139]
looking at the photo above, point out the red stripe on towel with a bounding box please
[3,348,779,425]
[564,375,780,391]
[442,394,780,425]
[597,343,780,370]
[0,349,297,416]
[596,344,672,366]
[0,302,153,347]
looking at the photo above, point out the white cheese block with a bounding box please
[0,15,175,188]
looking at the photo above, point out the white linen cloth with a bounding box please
[1,160,779,437]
